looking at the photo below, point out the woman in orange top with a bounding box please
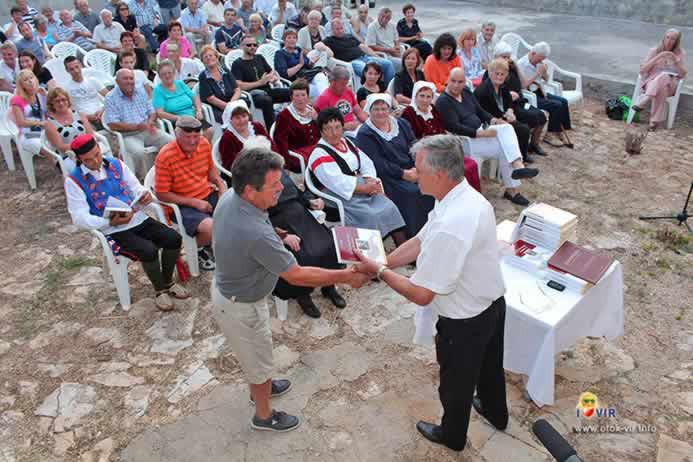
[423,33,461,92]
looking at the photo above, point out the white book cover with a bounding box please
[525,203,578,229]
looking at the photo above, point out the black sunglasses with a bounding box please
[179,126,201,133]
[244,43,258,47]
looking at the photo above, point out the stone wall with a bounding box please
[469,0,693,26]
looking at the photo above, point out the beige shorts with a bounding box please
[210,282,273,385]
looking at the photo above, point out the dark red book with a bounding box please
[547,241,613,284]
[331,226,387,265]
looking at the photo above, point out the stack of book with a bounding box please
[517,203,578,251]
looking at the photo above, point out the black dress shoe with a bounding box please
[503,191,530,206]
[510,167,539,180]
[529,143,548,156]
[523,155,535,164]
[416,421,445,446]
[321,285,346,309]
[296,295,321,318]
[472,396,508,430]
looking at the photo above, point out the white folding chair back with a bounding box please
[269,122,306,174]
[499,33,532,60]
[544,59,583,107]
[461,136,498,180]
[43,58,72,87]
[303,165,345,227]
[52,42,87,61]
[0,91,18,171]
[40,132,70,177]
[258,43,280,70]
[271,24,286,43]
[82,67,115,88]
[386,79,395,98]
[211,137,232,179]
[224,49,243,70]
[84,49,116,76]
[626,75,684,129]
[144,167,200,277]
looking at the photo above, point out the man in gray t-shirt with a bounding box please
[211,144,367,433]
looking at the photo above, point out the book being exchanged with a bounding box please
[103,192,146,219]
[332,226,387,265]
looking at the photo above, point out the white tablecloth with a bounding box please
[414,261,624,407]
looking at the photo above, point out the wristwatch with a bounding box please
[376,264,388,280]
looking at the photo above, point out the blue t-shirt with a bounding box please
[152,80,195,116]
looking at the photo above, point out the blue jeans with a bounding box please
[352,55,395,84]
[139,24,160,52]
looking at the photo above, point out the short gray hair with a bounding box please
[307,9,322,21]
[481,20,496,29]
[231,147,284,195]
[328,65,351,81]
[531,41,551,57]
[100,9,112,18]
[0,41,17,53]
[410,134,466,182]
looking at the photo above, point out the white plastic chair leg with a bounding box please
[0,135,15,170]
[19,149,37,189]
[110,259,132,311]
[183,235,200,277]
[274,296,288,320]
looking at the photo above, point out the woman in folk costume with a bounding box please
[307,107,406,245]
[272,78,321,173]
[355,93,434,238]
[400,81,482,193]
[218,100,275,175]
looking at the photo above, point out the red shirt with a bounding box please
[314,87,358,123]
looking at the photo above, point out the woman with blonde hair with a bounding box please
[44,87,95,167]
[457,28,483,85]
[10,69,47,157]
[633,28,687,130]
[247,13,268,44]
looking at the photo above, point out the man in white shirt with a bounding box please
[270,0,298,27]
[166,43,203,84]
[64,134,190,311]
[94,9,126,53]
[252,0,275,17]
[63,56,110,128]
[180,0,210,52]
[476,20,498,69]
[0,42,19,93]
[202,0,226,27]
[3,7,26,43]
[353,134,509,453]
[365,8,400,71]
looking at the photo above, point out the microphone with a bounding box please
[532,419,583,462]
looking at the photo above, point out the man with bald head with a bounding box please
[104,68,173,176]
[435,67,539,206]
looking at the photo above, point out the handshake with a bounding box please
[342,248,386,289]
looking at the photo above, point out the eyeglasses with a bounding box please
[243,43,258,48]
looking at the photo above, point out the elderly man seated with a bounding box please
[155,117,227,271]
[314,66,367,134]
[103,68,173,177]
[0,42,18,93]
[435,68,539,206]
[14,21,48,65]
[56,9,95,51]
[476,20,498,69]
[322,17,395,84]
[64,134,190,311]
[365,8,401,72]
[93,9,125,53]
[180,0,210,55]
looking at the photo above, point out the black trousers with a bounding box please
[509,120,530,159]
[109,218,182,291]
[435,296,508,451]
[250,87,291,128]
[537,93,572,132]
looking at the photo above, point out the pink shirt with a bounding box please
[314,87,358,123]
[159,37,194,59]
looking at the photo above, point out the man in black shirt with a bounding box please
[435,68,538,206]
[231,34,291,128]
[321,18,394,84]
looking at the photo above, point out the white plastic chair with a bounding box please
[0,91,17,171]
[224,49,243,70]
[626,75,684,129]
[269,122,306,174]
[303,166,345,227]
[84,49,117,76]
[51,42,87,62]
[82,67,116,88]
[545,59,583,108]
[211,137,231,179]
[499,33,532,60]
[327,58,358,90]
[100,113,164,175]
[271,23,285,43]
[43,58,72,87]
[144,167,201,277]
[257,43,292,87]
[461,136,499,181]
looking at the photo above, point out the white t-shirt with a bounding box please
[0,59,19,89]
[365,20,398,49]
[93,22,126,48]
[65,77,105,115]
[516,54,537,80]
[201,0,225,24]
[177,59,202,81]
[410,180,505,319]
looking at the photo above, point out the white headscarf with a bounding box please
[222,99,250,129]
[364,93,399,141]
[411,81,437,121]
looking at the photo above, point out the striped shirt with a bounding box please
[21,6,39,25]
[154,138,214,202]
[128,0,160,27]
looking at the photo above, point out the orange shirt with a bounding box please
[423,54,462,92]
[154,137,214,202]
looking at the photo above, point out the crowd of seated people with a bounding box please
[2,0,654,315]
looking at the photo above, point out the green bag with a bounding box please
[619,95,640,123]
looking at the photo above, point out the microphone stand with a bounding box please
[638,181,692,233]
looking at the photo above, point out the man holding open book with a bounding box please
[352,134,509,453]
